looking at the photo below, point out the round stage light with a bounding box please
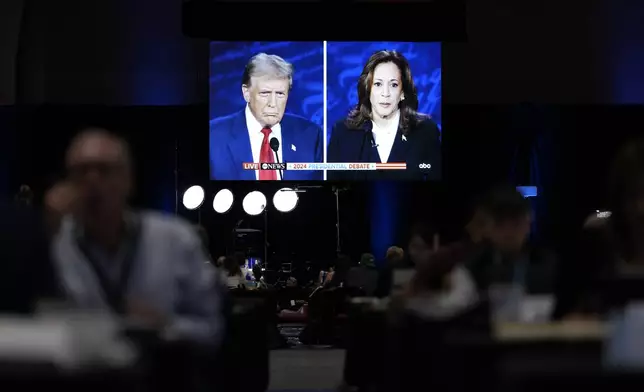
[182,186,205,210]
[273,188,299,213]
[213,189,234,214]
[242,191,267,216]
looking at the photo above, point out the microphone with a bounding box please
[269,137,283,181]
[364,122,378,148]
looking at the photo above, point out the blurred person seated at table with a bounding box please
[346,253,379,296]
[375,246,405,297]
[252,264,269,289]
[292,261,316,288]
[424,186,556,323]
[555,139,644,319]
[304,262,319,287]
[301,256,352,324]
[465,186,558,297]
[408,185,558,320]
[0,200,60,313]
[387,246,406,267]
[278,277,308,313]
[406,223,480,318]
[233,251,251,279]
[223,256,246,289]
[318,263,335,286]
[52,128,222,345]
[328,254,352,288]
[405,200,491,296]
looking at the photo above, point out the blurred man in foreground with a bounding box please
[52,128,222,345]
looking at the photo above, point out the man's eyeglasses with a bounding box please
[67,162,125,179]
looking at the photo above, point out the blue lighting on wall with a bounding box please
[606,2,644,104]
[517,186,538,198]
[369,182,403,264]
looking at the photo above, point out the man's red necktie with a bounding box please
[259,127,277,180]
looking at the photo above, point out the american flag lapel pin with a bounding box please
[291,144,297,151]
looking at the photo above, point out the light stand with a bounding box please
[263,206,268,266]
[333,186,347,254]
[230,220,243,256]
[174,137,179,215]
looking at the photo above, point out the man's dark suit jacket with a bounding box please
[209,110,323,181]
[410,239,557,294]
[0,203,59,313]
[465,242,558,295]
[552,219,628,319]
[326,116,441,181]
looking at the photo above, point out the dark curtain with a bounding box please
[444,1,605,104]
[0,0,25,104]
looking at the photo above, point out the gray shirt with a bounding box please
[52,210,223,345]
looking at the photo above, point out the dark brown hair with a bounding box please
[345,50,427,136]
[385,246,404,264]
[478,185,531,223]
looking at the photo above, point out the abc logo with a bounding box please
[261,163,268,170]
[418,163,432,169]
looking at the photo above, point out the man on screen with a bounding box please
[210,53,323,181]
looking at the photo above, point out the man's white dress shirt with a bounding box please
[245,105,283,180]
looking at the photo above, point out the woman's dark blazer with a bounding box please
[326,116,441,181]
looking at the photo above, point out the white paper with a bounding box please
[519,295,554,323]
[605,302,644,369]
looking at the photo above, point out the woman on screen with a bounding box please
[326,50,441,181]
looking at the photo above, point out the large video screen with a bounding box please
[209,41,441,181]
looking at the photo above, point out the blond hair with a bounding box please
[386,246,404,260]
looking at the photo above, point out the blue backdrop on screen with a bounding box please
[209,42,324,127]
[326,42,441,143]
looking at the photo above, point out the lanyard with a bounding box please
[75,214,142,315]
